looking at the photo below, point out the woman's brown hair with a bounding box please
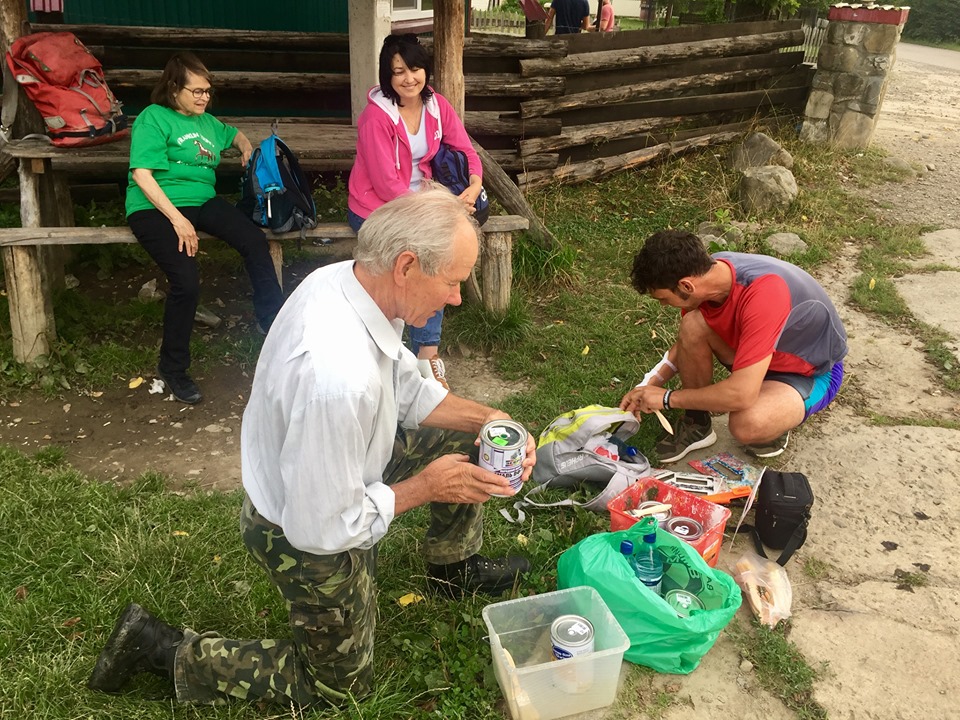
[150,52,212,109]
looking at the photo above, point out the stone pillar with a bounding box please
[800,4,910,150]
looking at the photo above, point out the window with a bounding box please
[393,0,434,18]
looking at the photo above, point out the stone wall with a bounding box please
[800,5,910,150]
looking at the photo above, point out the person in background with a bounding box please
[348,34,483,390]
[126,52,284,405]
[545,0,591,34]
[620,230,847,462]
[597,0,616,31]
[87,186,534,708]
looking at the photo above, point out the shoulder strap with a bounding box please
[735,521,807,566]
[1,58,19,143]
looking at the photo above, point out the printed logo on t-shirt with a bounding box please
[193,139,215,163]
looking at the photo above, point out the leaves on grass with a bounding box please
[14,585,28,601]
[62,617,81,628]
[397,593,424,607]
[172,530,190,537]
[581,345,589,355]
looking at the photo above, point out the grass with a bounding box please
[727,618,828,720]
[1,121,954,717]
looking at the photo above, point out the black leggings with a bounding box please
[128,197,284,374]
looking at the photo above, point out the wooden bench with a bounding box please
[0,214,529,362]
[0,24,541,363]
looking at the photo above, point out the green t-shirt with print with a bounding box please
[125,104,238,217]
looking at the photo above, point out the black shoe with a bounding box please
[427,554,530,597]
[157,368,202,405]
[87,603,184,693]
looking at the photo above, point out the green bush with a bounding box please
[902,0,960,44]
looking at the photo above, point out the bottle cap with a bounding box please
[620,540,634,554]
[643,532,657,544]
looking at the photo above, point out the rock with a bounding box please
[728,132,794,171]
[195,305,222,328]
[882,156,915,175]
[699,233,726,249]
[739,166,798,215]
[138,278,166,303]
[926,163,936,172]
[64,274,80,290]
[697,221,744,244]
[765,232,808,255]
[739,659,754,672]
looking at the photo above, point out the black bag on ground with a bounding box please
[740,470,814,565]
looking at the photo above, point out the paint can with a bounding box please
[664,589,706,618]
[665,516,704,542]
[636,500,672,524]
[478,419,527,497]
[550,614,595,693]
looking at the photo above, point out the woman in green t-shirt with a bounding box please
[126,52,284,405]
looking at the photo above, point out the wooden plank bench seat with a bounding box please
[0,214,529,361]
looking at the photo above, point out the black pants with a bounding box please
[128,197,284,374]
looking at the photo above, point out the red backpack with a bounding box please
[5,31,129,147]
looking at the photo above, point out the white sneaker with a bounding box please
[417,354,450,390]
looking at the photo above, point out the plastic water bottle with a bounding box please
[635,528,664,596]
[620,540,641,577]
[610,436,641,464]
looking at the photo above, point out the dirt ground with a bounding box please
[1,42,958,720]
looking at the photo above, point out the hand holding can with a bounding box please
[478,419,528,498]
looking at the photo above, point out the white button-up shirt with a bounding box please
[241,260,448,555]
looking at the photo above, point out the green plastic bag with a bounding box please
[557,520,741,674]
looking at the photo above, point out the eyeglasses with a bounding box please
[182,86,213,99]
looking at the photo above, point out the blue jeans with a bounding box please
[347,208,443,355]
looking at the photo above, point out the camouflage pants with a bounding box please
[173,427,482,706]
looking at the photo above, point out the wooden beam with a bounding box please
[423,34,566,58]
[474,143,557,251]
[105,68,350,93]
[32,23,351,50]
[466,112,562,137]
[517,131,742,189]
[561,19,801,53]
[434,0,466,118]
[520,29,805,77]
[521,66,784,118]
[519,116,684,156]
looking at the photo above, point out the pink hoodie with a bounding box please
[348,86,482,219]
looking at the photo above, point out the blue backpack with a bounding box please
[430,143,491,226]
[238,130,317,234]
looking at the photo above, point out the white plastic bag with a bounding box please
[733,550,793,627]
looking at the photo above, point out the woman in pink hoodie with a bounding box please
[348,34,483,387]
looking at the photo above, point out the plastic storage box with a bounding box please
[607,476,732,567]
[482,586,630,720]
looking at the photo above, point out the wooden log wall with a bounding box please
[32,21,811,186]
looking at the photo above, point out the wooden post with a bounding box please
[2,166,53,360]
[1,0,60,362]
[433,0,466,118]
[481,231,512,313]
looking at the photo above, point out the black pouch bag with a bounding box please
[741,470,814,565]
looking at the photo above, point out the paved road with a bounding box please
[897,42,960,72]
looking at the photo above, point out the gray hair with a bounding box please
[354,183,482,276]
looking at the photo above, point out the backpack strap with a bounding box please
[1,58,18,143]
[735,521,808,566]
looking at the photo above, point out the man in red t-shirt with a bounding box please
[620,230,847,462]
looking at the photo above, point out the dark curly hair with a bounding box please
[378,34,434,106]
[630,230,716,294]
